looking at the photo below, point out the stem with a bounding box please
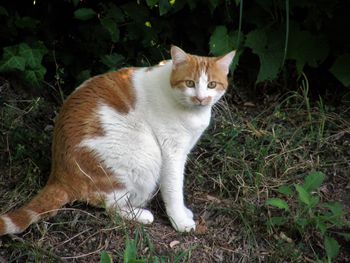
[236,0,243,49]
[282,0,289,65]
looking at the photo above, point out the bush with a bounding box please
[0,0,349,94]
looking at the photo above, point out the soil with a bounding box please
[0,77,349,263]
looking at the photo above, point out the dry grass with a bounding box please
[0,80,349,262]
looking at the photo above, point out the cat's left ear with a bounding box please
[171,45,188,69]
[216,50,236,75]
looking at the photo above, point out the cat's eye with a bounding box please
[185,80,195,88]
[207,81,217,89]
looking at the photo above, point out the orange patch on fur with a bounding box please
[6,209,32,232]
[0,68,136,235]
[0,219,5,235]
[49,68,134,204]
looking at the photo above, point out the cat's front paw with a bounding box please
[170,216,196,232]
[184,207,194,219]
[119,208,154,225]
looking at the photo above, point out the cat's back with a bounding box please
[53,68,136,144]
[64,68,136,117]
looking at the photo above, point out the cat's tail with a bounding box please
[0,183,70,235]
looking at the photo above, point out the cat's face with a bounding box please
[170,46,235,108]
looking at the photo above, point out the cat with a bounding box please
[0,46,235,234]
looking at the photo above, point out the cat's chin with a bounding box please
[192,103,211,108]
[180,101,211,109]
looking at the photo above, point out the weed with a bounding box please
[188,87,350,261]
[100,226,193,263]
[267,171,349,261]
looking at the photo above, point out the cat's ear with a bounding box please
[171,45,188,68]
[216,50,236,75]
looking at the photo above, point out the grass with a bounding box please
[0,78,349,262]
[189,81,350,261]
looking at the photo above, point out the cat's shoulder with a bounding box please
[66,67,137,114]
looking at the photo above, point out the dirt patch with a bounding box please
[0,79,349,262]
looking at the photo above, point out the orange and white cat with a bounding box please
[0,46,235,234]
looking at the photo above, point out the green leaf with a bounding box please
[23,67,47,88]
[124,238,137,263]
[100,53,124,69]
[256,52,283,83]
[209,26,236,56]
[296,217,308,228]
[294,184,311,206]
[266,198,289,211]
[277,185,293,196]
[146,0,158,7]
[18,43,47,69]
[288,29,329,74]
[330,54,350,87]
[100,251,113,263]
[101,17,120,42]
[303,171,325,192]
[245,29,267,54]
[77,69,91,85]
[246,28,284,82]
[323,202,344,218]
[0,55,26,72]
[209,0,221,12]
[310,196,320,208]
[315,217,327,235]
[14,16,39,30]
[325,236,340,261]
[270,216,287,226]
[74,8,96,21]
[103,3,125,23]
[159,0,171,15]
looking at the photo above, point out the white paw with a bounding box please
[170,216,196,232]
[184,207,194,219]
[135,208,154,224]
[119,208,154,225]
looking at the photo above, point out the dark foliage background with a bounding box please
[0,1,350,262]
[0,0,349,96]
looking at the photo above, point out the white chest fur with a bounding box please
[79,62,213,231]
[133,63,211,153]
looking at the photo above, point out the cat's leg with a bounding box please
[105,176,156,224]
[104,190,154,224]
[160,155,196,232]
[184,207,194,219]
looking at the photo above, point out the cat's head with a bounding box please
[169,46,235,108]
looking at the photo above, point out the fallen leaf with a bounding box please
[195,217,208,235]
[243,102,256,107]
[169,240,180,248]
[206,194,221,204]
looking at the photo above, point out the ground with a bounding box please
[0,77,349,262]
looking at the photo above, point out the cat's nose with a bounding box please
[194,96,205,103]
[192,96,210,105]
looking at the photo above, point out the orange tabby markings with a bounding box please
[0,69,135,235]
[0,219,5,234]
[0,46,235,235]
